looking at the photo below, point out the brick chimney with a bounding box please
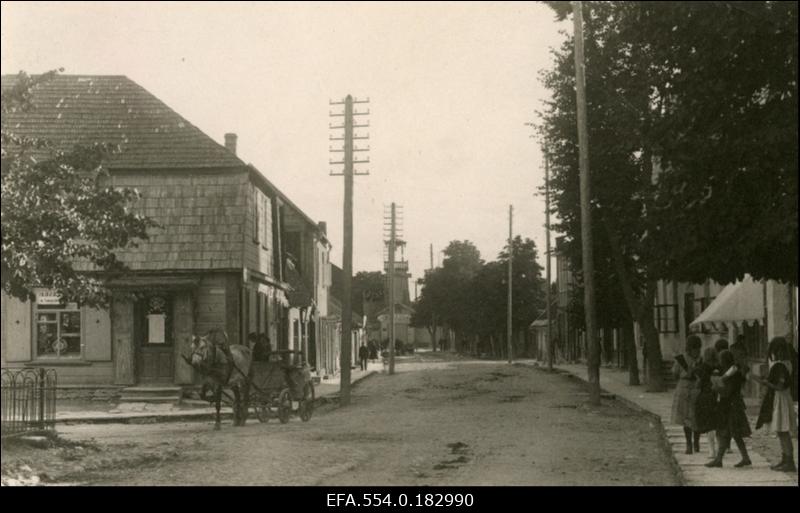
[318,221,327,235]
[224,133,237,155]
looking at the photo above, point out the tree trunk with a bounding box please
[638,284,665,392]
[601,217,664,392]
[427,320,438,353]
[623,321,640,385]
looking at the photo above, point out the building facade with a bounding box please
[0,74,332,392]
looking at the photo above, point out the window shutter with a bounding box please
[5,296,32,362]
[253,188,260,242]
[84,307,112,361]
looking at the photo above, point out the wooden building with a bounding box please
[0,74,332,393]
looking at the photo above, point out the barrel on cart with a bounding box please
[249,350,315,423]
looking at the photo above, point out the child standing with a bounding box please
[671,335,703,454]
[755,337,797,472]
[694,346,720,459]
[705,349,752,467]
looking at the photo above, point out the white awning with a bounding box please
[689,274,764,330]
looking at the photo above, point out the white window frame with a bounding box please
[33,301,84,360]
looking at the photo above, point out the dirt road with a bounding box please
[19,353,680,485]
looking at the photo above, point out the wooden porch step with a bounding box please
[121,386,182,394]
[118,395,181,404]
[119,386,182,404]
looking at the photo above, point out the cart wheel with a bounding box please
[278,389,291,424]
[300,383,315,422]
[255,404,270,423]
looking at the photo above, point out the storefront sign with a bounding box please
[36,290,62,305]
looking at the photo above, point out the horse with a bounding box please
[186,329,253,430]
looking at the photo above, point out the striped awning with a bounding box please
[689,274,764,330]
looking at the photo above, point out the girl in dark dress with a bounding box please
[705,349,752,468]
[694,347,720,457]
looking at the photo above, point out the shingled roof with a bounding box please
[1,74,245,169]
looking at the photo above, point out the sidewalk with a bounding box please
[54,362,380,425]
[554,363,797,486]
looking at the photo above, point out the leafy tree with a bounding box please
[540,2,797,390]
[410,267,447,351]
[438,240,484,345]
[1,70,157,308]
[351,270,384,315]
[469,236,547,357]
[644,2,798,285]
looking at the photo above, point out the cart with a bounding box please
[249,349,315,424]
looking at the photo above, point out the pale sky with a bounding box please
[1,1,569,297]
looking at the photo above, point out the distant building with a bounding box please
[375,243,415,351]
[315,264,365,379]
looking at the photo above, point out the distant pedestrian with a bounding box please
[755,337,797,472]
[705,349,752,468]
[368,340,378,362]
[671,335,702,454]
[714,338,729,353]
[358,343,369,371]
[694,346,721,459]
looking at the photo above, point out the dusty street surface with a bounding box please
[4,353,679,486]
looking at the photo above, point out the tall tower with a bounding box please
[383,204,410,306]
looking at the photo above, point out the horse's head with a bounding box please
[188,329,229,368]
[189,334,212,368]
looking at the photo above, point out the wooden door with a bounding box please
[135,294,175,383]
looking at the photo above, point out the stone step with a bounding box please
[121,386,182,394]
[119,386,182,404]
[118,395,181,404]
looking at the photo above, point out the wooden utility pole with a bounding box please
[429,243,436,352]
[388,203,397,375]
[573,1,600,405]
[329,94,370,406]
[545,150,554,372]
[507,204,513,364]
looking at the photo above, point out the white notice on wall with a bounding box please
[148,314,166,344]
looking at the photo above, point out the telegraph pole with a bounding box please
[507,204,513,364]
[385,203,399,374]
[545,150,554,372]
[329,94,370,406]
[573,1,600,405]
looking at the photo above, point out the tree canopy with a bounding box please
[412,237,547,356]
[538,1,797,388]
[541,1,797,288]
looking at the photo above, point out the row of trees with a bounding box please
[539,2,797,390]
[411,238,547,358]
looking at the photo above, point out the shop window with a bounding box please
[655,304,679,334]
[35,301,82,358]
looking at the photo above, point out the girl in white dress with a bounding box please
[755,337,797,472]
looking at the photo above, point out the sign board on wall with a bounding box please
[148,314,166,344]
[36,290,61,305]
